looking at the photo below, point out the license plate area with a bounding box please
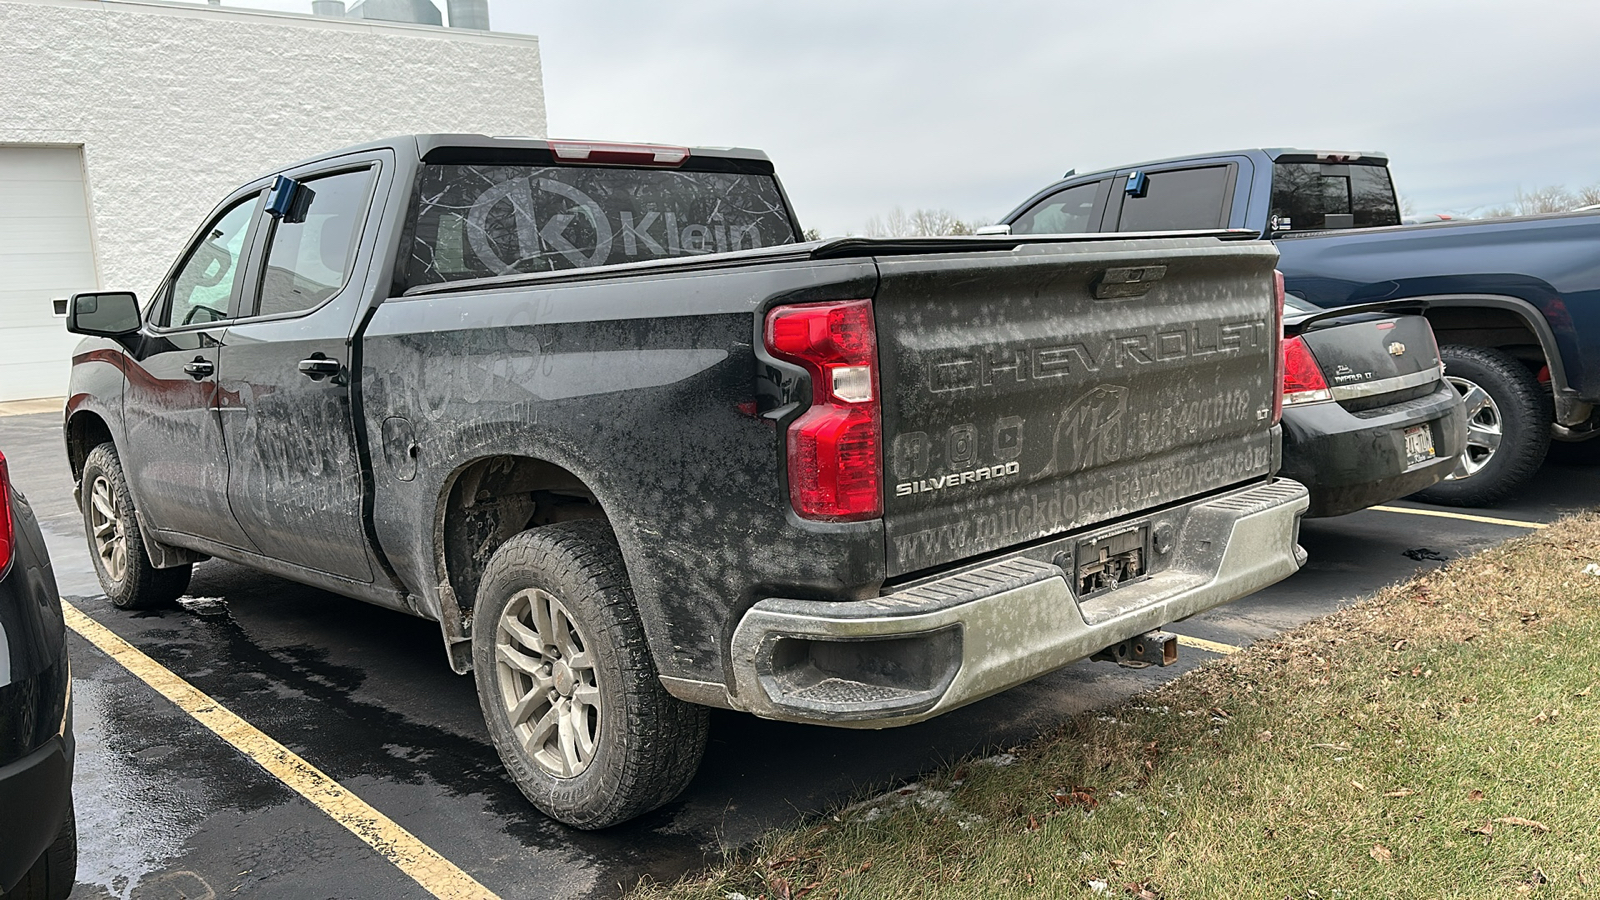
[1067,524,1150,600]
[1404,424,1436,467]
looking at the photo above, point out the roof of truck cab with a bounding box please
[1055,148,1390,182]
[262,134,774,180]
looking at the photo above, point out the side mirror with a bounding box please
[975,224,1012,236]
[66,292,142,337]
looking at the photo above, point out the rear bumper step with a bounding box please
[728,478,1309,727]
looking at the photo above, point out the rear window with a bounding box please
[1270,162,1400,233]
[404,164,797,288]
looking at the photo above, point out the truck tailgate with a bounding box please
[875,238,1282,577]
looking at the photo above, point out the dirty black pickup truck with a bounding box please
[62,134,1308,827]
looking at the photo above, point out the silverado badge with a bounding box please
[1388,342,1406,357]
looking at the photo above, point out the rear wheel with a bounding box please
[1412,345,1550,507]
[472,521,709,829]
[80,443,191,609]
[2,803,76,900]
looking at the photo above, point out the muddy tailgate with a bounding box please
[875,238,1283,577]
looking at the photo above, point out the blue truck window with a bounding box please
[1270,162,1400,232]
[1011,181,1102,235]
[1115,166,1231,232]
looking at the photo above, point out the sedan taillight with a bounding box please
[1282,335,1333,406]
[0,451,14,571]
[764,299,883,522]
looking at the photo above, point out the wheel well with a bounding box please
[1424,307,1546,372]
[437,455,609,622]
[66,412,113,482]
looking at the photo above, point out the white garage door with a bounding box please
[0,146,99,402]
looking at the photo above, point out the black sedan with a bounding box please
[1279,297,1467,516]
[0,449,75,900]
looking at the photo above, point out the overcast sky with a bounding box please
[233,0,1600,235]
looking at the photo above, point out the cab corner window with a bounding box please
[1116,166,1232,232]
[163,196,258,328]
[255,168,376,318]
[1010,182,1101,235]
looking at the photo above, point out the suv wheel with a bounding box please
[1412,345,1551,507]
[472,520,709,829]
[80,443,191,609]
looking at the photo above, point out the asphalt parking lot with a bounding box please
[2,407,1593,900]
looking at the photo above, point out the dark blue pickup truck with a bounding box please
[990,148,1600,505]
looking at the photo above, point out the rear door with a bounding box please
[1105,163,1241,233]
[215,154,388,582]
[874,238,1281,577]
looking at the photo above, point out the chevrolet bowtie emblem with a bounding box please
[1388,342,1407,357]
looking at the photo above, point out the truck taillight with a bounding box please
[1282,336,1333,405]
[1271,270,1286,426]
[764,299,883,522]
[0,451,13,571]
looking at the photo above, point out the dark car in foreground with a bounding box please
[0,450,76,900]
[1278,297,1467,516]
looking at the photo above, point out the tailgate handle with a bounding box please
[1093,265,1167,300]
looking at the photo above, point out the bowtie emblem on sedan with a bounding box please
[1388,342,1407,357]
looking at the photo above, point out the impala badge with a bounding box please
[1388,342,1407,357]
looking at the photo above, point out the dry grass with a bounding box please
[630,514,1600,900]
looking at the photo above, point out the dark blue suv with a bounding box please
[0,449,75,900]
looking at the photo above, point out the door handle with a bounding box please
[183,358,214,380]
[298,355,343,381]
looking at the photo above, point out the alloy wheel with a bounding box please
[88,474,127,582]
[494,588,602,778]
[1445,375,1503,480]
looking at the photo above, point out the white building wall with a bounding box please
[0,0,544,307]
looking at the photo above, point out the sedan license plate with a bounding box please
[1404,425,1435,467]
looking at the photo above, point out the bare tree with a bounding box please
[863,206,989,237]
[1483,183,1600,217]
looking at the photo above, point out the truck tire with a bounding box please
[3,803,76,900]
[1412,345,1551,507]
[472,521,709,829]
[80,443,192,609]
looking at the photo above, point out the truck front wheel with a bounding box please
[472,521,709,829]
[1412,345,1551,507]
[79,443,192,609]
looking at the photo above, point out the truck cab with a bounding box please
[999,148,1399,239]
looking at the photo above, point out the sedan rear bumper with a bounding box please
[0,731,73,893]
[727,478,1309,727]
[1280,381,1467,517]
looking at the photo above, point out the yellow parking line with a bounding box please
[1369,505,1547,530]
[1175,634,1241,655]
[61,601,500,900]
